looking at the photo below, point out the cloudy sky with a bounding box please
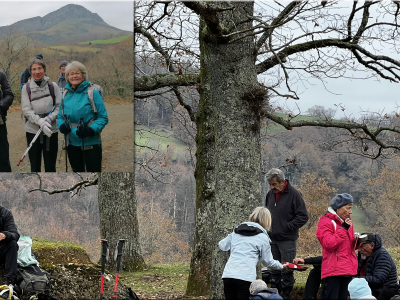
[0,1,133,32]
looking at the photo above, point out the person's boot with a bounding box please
[281,286,293,300]
[3,277,14,286]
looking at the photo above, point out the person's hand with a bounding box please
[76,126,95,138]
[282,263,289,271]
[38,118,52,137]
[0,233,6,241]
[59,123,71,134]
[293,258,305,265]
[345,218,353,226]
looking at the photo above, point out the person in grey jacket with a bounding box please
[264,168,309,300]
[219,207,288,300]
[57,60,68,93]
[0,206,20,286]
[21,58,61,172]
[0,71,14,172]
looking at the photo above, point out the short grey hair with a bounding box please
[65,61,88,82]
[249,279,268,294]
[266,168,285,183]
[29,58,46,73]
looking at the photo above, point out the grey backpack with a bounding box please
[17,264,54,299]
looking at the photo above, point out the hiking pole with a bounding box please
[112,239,126,298]
[17,107,55,167]
[100,239,109,300]
[78,117,86,172]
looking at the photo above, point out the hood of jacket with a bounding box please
[235,222,267,236]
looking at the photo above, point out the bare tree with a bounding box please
[135,2,400,298]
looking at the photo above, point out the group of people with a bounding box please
[0,54,108,172]
[219,168,399,300]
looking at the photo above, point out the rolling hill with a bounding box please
[0,4,131,45]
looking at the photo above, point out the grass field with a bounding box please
[79,34,133,45]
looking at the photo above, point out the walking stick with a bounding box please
[17,107,55,166]
[112,239,126,298]
[78,118,86,172]
[100,239,109,300]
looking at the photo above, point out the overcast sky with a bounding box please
[0,1,133,32]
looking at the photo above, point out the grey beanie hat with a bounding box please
[330,193,353,210]
[59,61,68,68]
[35,54,43,59]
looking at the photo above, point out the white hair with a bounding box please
[249,279,268,294]
[266,168,285,182]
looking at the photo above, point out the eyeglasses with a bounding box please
[69,72,82,77]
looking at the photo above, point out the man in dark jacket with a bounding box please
[357,233,398,299]
[0,71,14,172]
[264,168,308,300]
[0,206,20,285]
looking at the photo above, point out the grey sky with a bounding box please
[0,1,133,32]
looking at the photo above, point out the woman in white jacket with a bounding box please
[219,207,288,300]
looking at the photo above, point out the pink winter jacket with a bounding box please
[316,209,358,279]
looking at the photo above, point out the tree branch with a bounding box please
[135,73,200,92]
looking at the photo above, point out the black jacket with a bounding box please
[265,180,308,241]
[357,234,398,294]
[0,71,14,116]
[0,206,19,242]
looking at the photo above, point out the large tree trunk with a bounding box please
[98,173,145,271]
[186,2,263,298]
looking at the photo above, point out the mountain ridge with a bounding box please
[0,4,130,45]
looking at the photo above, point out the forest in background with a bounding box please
[135,94,400,259]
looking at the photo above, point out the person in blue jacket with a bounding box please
[57,61,108,172]
[219,207,288,300]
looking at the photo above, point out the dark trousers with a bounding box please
[223,278,251,300]
[0,240,19,280]
[321,276,352,300]
[270,240,297,297]
[67,144,102,172]
[303,267,321,300]
[0,124,11,172]
[26,132,58,172]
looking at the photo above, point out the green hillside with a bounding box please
[79,34,133,45]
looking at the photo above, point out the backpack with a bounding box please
[121,287,139,300]
[19,70,26,89]
[16,264,54,300]
[25,81,56,107]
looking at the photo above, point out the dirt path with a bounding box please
[6,102,133,172]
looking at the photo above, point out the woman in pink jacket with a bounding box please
[316,193,358,300]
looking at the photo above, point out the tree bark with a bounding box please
[98,173,145,271]
[185,2,263,299]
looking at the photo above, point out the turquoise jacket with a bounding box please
[57,80,108,147]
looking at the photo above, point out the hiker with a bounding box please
[264,168,308,300]
[57,60,68,93]
[356,233,398,300]
[316,193,358,300]
[349,278,376,300]
[0,70,14,172]
[219,207,289,300]
[57,61,108,172]
[20,54,44,87]
[293,255,322,300]
[250,279,283,300]
[0,205,20,286]
[21,58,62,172]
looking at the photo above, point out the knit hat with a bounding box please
[59,61,68,68]
[348,278,372,299]
[35,54,43,59]
[330,193,353,210]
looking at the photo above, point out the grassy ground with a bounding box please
[79,34,133,44]
[120,246,400,299]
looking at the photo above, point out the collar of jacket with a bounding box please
[65,80,90,93]
[327,206,344,223]
[30,75,49,87]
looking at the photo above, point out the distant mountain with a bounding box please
[0,4,131,45]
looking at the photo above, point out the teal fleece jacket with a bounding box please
[57,81,108,146]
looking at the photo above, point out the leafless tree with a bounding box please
[135,2,400,298]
